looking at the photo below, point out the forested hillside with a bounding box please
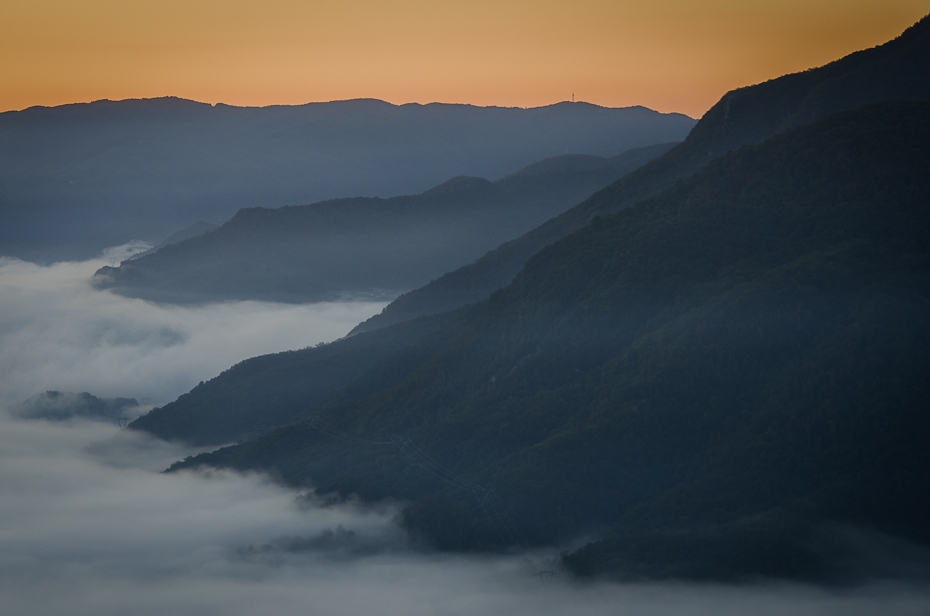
[92,144,675,304]
[351,14,930,335]
[158,101,930,580]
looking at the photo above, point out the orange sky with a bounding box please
[1,0,926,117]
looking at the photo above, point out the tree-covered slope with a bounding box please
[164,101,930,580]
[92,143,675,304]
[351,13,930,335]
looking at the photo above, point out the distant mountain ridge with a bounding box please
[351,13,930,335]
[92,144,676,304]
[0,98,694,262]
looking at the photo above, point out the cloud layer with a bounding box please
[0,251,386,407]
[1,246,929,614]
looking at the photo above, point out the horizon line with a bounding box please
[1,95,696,119]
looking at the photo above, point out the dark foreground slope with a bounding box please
[165,101,930,581]
[351,14,930,334]
[0,99,693,262]
[92,144,675,304]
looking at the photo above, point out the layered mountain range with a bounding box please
[130,16,930,582]
[92,143,675,303]
[0,99,693,262]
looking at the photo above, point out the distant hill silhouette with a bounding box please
[351,14,930,335]
[92,144,675,303]
[0,99,694,262]
[12,391,138,422]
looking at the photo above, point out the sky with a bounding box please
[1,1,927,117]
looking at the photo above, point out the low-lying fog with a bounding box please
[2,415,928,616]
[0,245,387,408]
[1,246,928,614]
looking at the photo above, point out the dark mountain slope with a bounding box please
[0,98,693,262]
[92,143,675,304]
[127,221,218,261]
[351,13,930,335]
[130,309,465,445]
[164,101,930,580]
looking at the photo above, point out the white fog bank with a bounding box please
[0,251,387,407]
[1,246,929,615]
[1,414,929,616]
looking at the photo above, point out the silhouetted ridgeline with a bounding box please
[350,13,930,335]
[91,144,676,304]
[145,100,930,581]
[0,99,694,262]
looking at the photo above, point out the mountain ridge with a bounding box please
[93,144,676,304]
[350,13,930,335]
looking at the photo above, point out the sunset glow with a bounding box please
[2,1,927,117]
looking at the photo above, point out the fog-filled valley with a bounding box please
[1,416,928,615]
[0,250,386,408]
[2,12,930,615]
[4,256,927,614]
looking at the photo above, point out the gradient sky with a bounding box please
[1,0,927,117]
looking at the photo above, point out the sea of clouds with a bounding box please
[0,248,928,615]
[0,246,387,408]
[3,414,929,616]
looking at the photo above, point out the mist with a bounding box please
[0,414,928,616]
[1,248,929,615]
[0,248,387,407]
